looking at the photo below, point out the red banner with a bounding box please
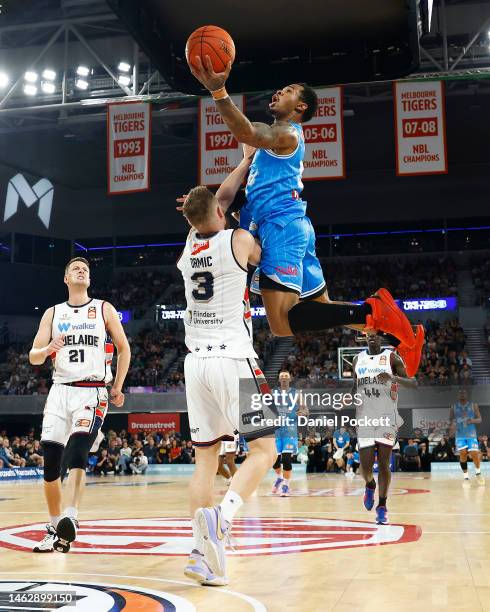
[127,413,181,434]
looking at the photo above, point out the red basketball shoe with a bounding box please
[365,288,415,348]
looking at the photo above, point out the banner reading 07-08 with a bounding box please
[199,95,245,186]
[394,80,448,176]
[303,87,345,180]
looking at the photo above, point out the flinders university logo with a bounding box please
[3,173,54,229]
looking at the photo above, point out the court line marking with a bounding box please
[0,572,266,612]
[2,511,490,517]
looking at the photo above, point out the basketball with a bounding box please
[185,25,235,73]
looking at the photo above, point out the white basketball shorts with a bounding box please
[41,384,108,446]
[184,354,264,447]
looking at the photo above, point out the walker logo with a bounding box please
[58,322,71,333]
[0,517,421,555]
[3,173,54,229]
[0,581,194,611]
[358,367,367,375]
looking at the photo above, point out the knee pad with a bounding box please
[41,441,64,482]
[273,455,281,470]
[282,453,293,472]
[65,433,91,470]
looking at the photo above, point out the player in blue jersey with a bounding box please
[188,55,419,357]
[271,370,307,497]
[449,388,484,485]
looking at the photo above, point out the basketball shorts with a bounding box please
[251,215,326,298]
[275,435,298,455]
[185,354,274,446]
[220,440,238,455]
[456,437,479,452]
[41,384,108,446]
[357,431,397,450]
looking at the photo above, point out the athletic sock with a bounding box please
[50,515,60,529]
[366,479,376,490]
[464,472,470,480]
[64,506,78,520]
[220,490,243,524]
[378,496,387,507]
[288,301,371,334]
[191,518,204,554]
[475,468,481,475]
[283,479,290,487]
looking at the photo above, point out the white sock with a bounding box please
[475,468,481,475]
[50,515,60,528]
[191,518,203,554]
[464,472,470,479]
[220,490,243,524]
[64,506,78,520]
[283,479,290,486]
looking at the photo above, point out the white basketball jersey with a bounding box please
[355,349,398,416]
[177,229,257,358]
[51,298,113,384]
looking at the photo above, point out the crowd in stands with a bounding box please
[301,426,489,473]
[471,254,490,306]
[91,269,174,319]
[417,319,472,384]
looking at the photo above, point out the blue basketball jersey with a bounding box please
[245,121,306,227]
[454,402,477,439]
[275,387,299,439]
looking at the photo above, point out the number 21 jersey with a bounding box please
[177,229,257,359]
[51,298,112,384]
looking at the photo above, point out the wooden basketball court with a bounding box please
[0,471,488,611]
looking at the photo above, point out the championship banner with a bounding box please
[394,81,447,176]
[198,95,244,186]
[303,87,345,180]
[128,412,181,434]
[107,101,151,194]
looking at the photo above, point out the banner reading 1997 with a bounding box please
[199,95,245,186]
[303,87,345,180]
[394,80,448,176]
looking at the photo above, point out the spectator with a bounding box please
[117,440,132,474]
[432,436,453,462]
[144,436,158,464]
[479,435,489,461]
[95,449,115,476]
[402,439,421,471]
[130,449,148,474]
[181,440,195,464]
[168,439,182,464]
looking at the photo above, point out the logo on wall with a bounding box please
[0,582,194,611]
[3,173,54,229]
[0,517,421,555]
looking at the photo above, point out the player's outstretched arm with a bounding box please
[29,307,63,365]
[216,144,256,211]
[189,55,297,151]
[232,228,261,268]
[379,353,418,388]
[104,302,131,407]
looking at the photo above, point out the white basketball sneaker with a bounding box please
[33,524,57,553]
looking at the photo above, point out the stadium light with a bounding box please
[75,77,89,90]
[118,61,131,72]
[118,74,131,86]
[41,81,56,94]
[24,71,38,83]
[76,65,90,77]
[42,69,56,81]
[0,72,9,88]
[23,83,37,96]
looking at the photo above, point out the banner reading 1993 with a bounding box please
[107,101,152,195]
[199,95,245,186]
[303,87,345,180]
[394,80,448,176]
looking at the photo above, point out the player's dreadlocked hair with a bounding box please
[297,83,318,123]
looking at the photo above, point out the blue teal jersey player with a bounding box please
[187,54,418,357]
[449,388,484,483]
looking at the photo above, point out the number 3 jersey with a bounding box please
[51,298,113,384]
[177,229,257,359]
[355,349,403,429]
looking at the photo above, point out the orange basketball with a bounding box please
[186,25,235,73]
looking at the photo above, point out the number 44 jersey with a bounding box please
[177,229,257,359]
[51,298,113,384]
